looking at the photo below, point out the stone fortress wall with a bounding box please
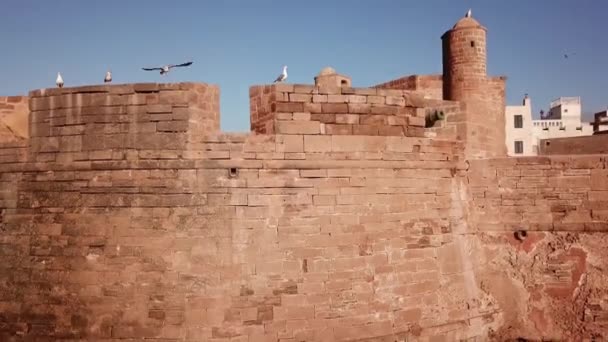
[0,12,607,342]
[0,95,29,141]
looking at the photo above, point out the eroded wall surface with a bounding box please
[468,156,608,341]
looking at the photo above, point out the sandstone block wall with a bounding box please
[0,138,27,221]
[27,83,219,163]
[373,75,443,101]
[0,96,28,229]
[249,84,434,137]
[422,76,506,160]
[0,95,29,140]
[467,156,608,340]
[0,125,509,341]
[2,9,605,341]
[469,156,608,232]
[461,77,507,159]
[539,134,608,155]
[0,75,606,341]
[370,74,506,161]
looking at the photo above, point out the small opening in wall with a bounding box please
[514,230,528,241]
[470,41,475,47]
[545,141,551,146]
[341,80,348,86]
[228,168,238,178]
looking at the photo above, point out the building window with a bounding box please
[514,115,523,128]
[470,41,475,47]
[514,141,523,154]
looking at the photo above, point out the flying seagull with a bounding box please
[273,65,288,83]
[564,52,576,59]
[465,9,472,18]
[56,72,64,88]
[142,61,193,75]
[104,70,112,83]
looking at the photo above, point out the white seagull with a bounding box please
[142,61,193,75]
[465,9,472,18]
[273,65,288,83]
[56,72,64,88]
[104,70,112,83]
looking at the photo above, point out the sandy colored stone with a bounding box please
[1,11,605,342]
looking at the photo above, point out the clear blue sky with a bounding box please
[1,0,605,131]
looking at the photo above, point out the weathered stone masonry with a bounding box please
[1,82,478,341]
[468,156,608,340]
[0,95,29,141]
[0,13,607,342]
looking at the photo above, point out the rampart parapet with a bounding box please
[26,82,219,163]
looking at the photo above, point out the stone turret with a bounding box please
[314,67,352,88]
[441,12,487,102]
[441,11,507,158]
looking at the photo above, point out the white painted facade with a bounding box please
[505,96,593,156]
[505,95,535,155]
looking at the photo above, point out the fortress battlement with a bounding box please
[0,13,606,342]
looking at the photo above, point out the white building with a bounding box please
[505,95,535,155]
[505,95,593,156]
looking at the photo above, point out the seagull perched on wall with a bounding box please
[273,65,288,83]
[56,72,64,88]
[465,9,472,18]
[104,70,112,83]
[142,61,193,75]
